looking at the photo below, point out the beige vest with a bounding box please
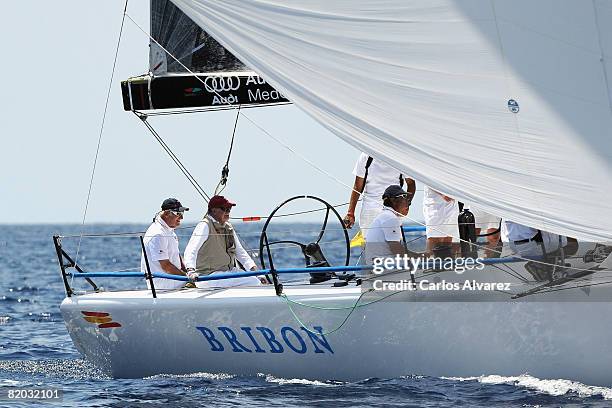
[195,217,237,275]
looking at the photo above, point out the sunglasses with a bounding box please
[392,193,409,199]
[169,210,184,217]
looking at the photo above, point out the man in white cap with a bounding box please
[141,198,194,290]
[365,185,412,261]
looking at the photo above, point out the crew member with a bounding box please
[501,220,567,258]
[184,195,264,288]
[423,186,459,255]
[343,153,415,233]
[364,185,412,260]
[141,198,195,290]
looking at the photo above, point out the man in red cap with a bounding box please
[184,195,265,287]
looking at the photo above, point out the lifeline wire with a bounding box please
[74,0,130,277]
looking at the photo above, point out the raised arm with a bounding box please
[344,176,365,228]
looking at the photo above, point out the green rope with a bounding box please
[280,288,402,336]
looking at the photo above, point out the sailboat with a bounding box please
[57,0,612,386]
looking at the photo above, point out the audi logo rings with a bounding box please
[204,76,241,93]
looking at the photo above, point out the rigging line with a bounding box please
[141,118,208,200]
[134,102,292,117]
[214,104,241,195]
[490,263,529,283]
[281,289,374,337]
[73,0,130,273]
[137,114,211,202]
[225,105,240,173]
[281,289,401,312]
[516,277,612,297]
[592,0,612,113]
[229,202,350,221]
[495,261,529,282]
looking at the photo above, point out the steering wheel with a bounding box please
[259,195,350,284]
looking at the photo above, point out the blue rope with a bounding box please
[66,257,525,280]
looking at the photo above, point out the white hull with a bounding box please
[61,265,612,386]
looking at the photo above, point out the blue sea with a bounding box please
[1,223,611,407]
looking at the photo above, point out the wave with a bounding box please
[260,373,341,387]
[146,372,341,386]
[145,372,235,381]
[441,374,612,400]
[0,359,109,380]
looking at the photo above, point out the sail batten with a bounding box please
[169,0,612,241]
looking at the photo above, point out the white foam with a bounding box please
[146,372,235,380]
[0,379,22,386]
[260,373,340,386]
[442,374,612,400]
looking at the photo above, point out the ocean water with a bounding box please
[1,223,611,407]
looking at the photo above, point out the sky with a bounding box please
[0,0,424,225]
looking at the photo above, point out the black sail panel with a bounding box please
[121,0,289,111]
[150,0,248,75]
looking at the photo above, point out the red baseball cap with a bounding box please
[208,195,236,210]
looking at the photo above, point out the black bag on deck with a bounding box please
[458,209,478,258]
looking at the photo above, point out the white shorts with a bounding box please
[470,207,501,231]
[424,201,459,240]
[149,277,184,290]
[359,206,383,232]
[195,268,262,289]
[509,231,567,257]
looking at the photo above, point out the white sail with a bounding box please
[170,0,612,241]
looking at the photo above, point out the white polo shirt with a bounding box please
[501,221,537,242]
[365,207,403,243]
[353,153,404,229]
[140,215,183,289]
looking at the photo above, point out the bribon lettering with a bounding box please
[196,325,333,355]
